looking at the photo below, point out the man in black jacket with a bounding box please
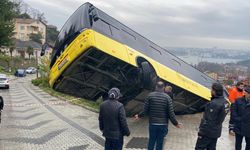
[232,86,250,150]
[0,96,4,123]
[99,87,130,150]
[135,81,181,150]
[195,83,230,150]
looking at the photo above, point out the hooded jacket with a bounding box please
[99,99,130,139]
[198,96,229,138]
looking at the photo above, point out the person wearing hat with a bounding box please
[0,96,4,123]
[99,87,130,150]
[232,86,250,150]
[195,83,230,150]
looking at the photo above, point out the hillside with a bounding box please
[237,59,250,68]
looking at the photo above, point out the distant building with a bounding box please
[218,76,226,81]
[14,39,42,59]
[0,39,52,60]
[0,19,52,59]
[205,71,218,80]
[13,18,46,44]
[238,75,247,81]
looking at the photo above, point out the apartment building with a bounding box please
[13,18,46,44]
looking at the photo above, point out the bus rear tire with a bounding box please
[140,61,157,90]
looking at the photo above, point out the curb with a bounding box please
[30,84,99,113]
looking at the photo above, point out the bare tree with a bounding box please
[26,46,34,60]
[9,46,15,58]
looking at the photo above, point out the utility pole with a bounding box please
[36,50,38,78]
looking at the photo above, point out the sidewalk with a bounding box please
[0,77,240,150]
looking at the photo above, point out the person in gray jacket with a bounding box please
[99,87,130,150]
[135,81,181,150]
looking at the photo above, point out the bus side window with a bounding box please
[121,29,136,40]
[93,19,112,36]
[110,25,120,38]
[149,45,162,55]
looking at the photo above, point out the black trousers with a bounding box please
[195,135,218,150]
[229,104,234,131]
[105,136,124,150]
[235,134,250,150]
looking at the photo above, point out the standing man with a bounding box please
[99,87,130,150]
[195,83,230,150]
[135,81,182,150]
[228,81,244,135]
[0,96,4,123]
[232,86,250,150]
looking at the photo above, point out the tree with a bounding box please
[0,54,11,71]
[26,46,34,59]
[0,0,19,47]
[39,56,50,77]
[37,12,47,24]
[18,13,31,19]
[47,27,59,44]
[9,46,15,58]
[29,32,42,44]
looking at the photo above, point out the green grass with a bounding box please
[0,66,14,75]
[0,70,13,75]
[32,77,102,112]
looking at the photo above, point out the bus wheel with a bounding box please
[140,61,157,90]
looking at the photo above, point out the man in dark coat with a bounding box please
[0,96,4,123]
[228,81,244,136]
[135,81,181,150]
[99,87,130,150]
[195,83,230,150]
[232,86,250,150]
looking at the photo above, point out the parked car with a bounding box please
[0,74,9,89]
[15,69,26,77]
[26,67,37,74]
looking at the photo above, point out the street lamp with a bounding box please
[36,49,38,78]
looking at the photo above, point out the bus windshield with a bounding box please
[51,3,91,68]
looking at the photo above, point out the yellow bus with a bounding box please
[42,2,227,114]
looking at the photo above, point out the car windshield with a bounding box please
[0,74,6,77]
[0,78,7,81]
[18,69,24,73]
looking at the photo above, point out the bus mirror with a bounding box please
[41,43,49,56]
[92,9,99,21]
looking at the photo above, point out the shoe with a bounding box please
[229,130,235,136]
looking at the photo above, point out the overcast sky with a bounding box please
[24,0,250,50]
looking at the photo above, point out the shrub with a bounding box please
[32,77,49,87]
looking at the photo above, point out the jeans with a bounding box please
[195,135,218,150]
[235,133,250,150]
[148,124,168,150]
[105,136,124,150]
